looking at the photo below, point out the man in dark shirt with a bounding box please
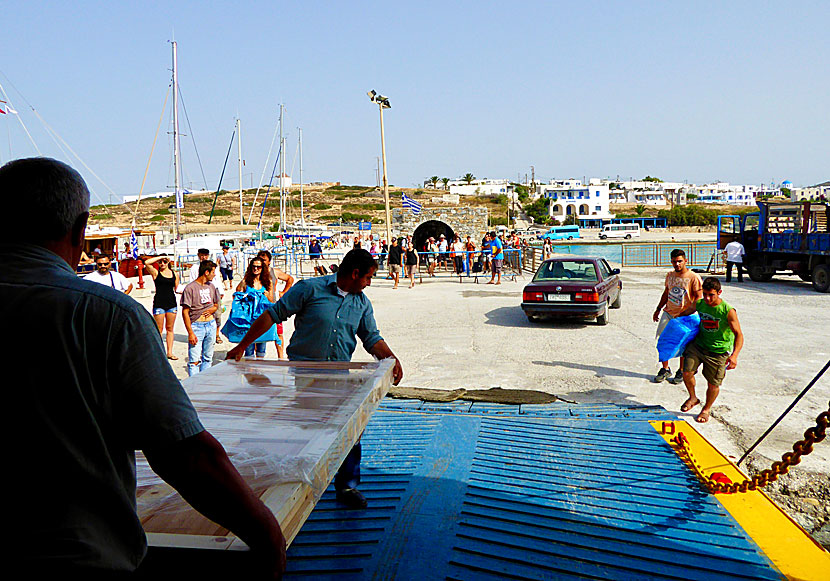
[386,237,403,289]
[2,158,285,576]
[308,236,325,275]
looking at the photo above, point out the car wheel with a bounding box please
[625,234,631,239]
[813,264,830,293]
[567,236,573,240]
[610,290,622,309]
[596,303,609,325]
[599,235,606,240]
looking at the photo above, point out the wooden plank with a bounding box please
[137,358,394,550]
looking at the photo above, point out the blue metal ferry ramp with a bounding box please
[285,399,829,580]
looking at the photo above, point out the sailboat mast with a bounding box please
[299,128,304,227]
[279,104,285,235]
[237,118,243,225]
[172,41,182,240]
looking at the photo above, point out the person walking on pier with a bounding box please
[145,254,179,360]
[1,157,285,576]
[227,248,403,510]
[652,249,702,384]
[405,242,419,288]
[257,249,294,359]
[218,245,236,291]
[676,277,744,423]
[181,260,221,376]
[387,237,403,289]
[488,231,504,285]
[722,239,746,283]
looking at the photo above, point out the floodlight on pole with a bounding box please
[368,89,392,247]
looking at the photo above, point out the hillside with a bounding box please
[90,185,508,233]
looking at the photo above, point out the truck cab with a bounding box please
[718,201,830,292]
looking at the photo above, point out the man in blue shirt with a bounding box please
[488,231,505,285]
[228,248,403,509]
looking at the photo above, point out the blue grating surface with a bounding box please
[285,405,781,580]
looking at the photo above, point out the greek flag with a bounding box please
[401,193,422,215]
[129,229,139,259]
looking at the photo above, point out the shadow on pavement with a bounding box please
[533,360,655,381]
[484,306,589,328]
[554,387,655,407]
[712,275,819,296]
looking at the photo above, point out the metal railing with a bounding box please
[518,242,723,272]
[621,242,718,268]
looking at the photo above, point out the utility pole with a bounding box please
[368,90,392,246]
[530,166,536,193]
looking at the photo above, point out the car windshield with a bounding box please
[534,260,598,282]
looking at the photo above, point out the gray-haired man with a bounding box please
[0,158,285,575]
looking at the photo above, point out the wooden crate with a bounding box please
[136,358,395,549]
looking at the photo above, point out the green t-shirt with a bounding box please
[694,298,735,353]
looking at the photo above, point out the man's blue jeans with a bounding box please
[188,319,216,376]
[245,342,267,358]
[334,442,361,491]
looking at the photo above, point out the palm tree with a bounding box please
[463,173,475,185]
[429,176,439,189]
[635,204,646,216]
[441,177,449,190]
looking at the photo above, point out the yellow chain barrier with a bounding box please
[669,405,829,494]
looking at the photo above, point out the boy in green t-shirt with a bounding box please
[677,277,744,423]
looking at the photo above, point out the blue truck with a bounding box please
[718,201,830,292]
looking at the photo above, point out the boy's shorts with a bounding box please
[683,342,729,386]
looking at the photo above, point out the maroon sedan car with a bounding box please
[521,257,622,325]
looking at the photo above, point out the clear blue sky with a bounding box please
[2,1,827,205]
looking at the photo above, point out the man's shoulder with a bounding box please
[182,280,202,294]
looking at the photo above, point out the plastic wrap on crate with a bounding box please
[136,358,394,518]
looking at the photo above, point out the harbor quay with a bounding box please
[132,262,830,545]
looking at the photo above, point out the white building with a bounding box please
[692,183,758,206]
[449,178,513,197]
[536,181,614,223]
[792,182,830,201]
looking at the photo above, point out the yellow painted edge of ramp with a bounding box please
[651,420,830,581]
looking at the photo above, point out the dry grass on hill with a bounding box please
[90,186,506,231]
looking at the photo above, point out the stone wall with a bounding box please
[392,206,490,238]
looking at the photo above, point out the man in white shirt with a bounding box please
[84,254,133,294]
[722,240,746,283]
[438,234,448,270]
